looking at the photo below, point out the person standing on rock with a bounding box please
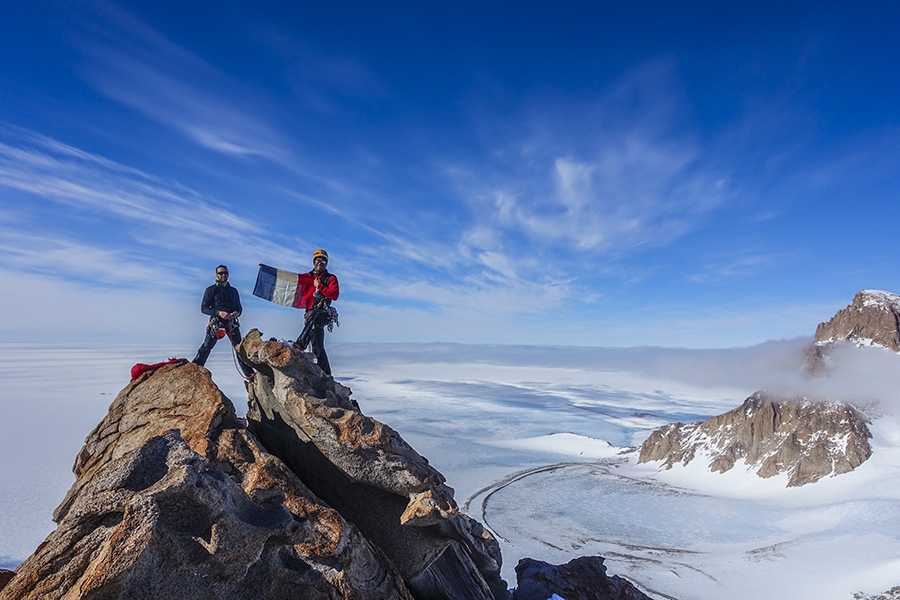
[192,265,255,380]
[294,249,340,375]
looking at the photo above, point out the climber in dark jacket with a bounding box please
[192,265,255,379]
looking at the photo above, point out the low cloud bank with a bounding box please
[335,338,900,416]
[792,343,900,414]
[632,340,900,414]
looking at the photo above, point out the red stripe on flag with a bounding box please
[292,273,305,308]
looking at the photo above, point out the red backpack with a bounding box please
[130,358,188,381]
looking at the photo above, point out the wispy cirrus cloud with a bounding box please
[454,60,730,262]
[0,124,319,299]
[75,3,289,161]
[0,230,180,289]
[322,61,735,314]
[492,148,726,254]
[0,126,260,240]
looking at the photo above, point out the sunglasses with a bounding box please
[314,258,327,264]
[216,271,229,275]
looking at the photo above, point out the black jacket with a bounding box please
[200,282,243,317]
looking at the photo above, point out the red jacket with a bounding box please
[297,270,339,310]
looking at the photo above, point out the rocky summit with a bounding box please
[807,289,900,371]
[0,349,414,600]
[0,329,654,600]
[815,289,900,350]
[638,392,872,487]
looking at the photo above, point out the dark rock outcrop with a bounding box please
[638,392,872,486]
[511,557,651,600]
[239,329,508,600]
[0,571,13,593]
[640,291,892,486]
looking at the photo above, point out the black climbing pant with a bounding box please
[193,317,255,378]
[296,309,331,375]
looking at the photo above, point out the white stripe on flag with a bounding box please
[270,269,298,307]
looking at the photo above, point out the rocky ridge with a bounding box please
[638,392,872,486]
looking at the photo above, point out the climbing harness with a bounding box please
[207,316,254,381]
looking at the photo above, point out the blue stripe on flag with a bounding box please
[253,264,279,302]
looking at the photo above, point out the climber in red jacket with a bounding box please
[294,249,340,375]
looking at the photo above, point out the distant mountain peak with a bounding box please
[814,289,900,351]
[638,392,872,487]
[857,289,900,310]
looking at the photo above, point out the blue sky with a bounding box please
[2,1,900,347]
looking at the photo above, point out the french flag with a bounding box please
[253,264,304,309]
